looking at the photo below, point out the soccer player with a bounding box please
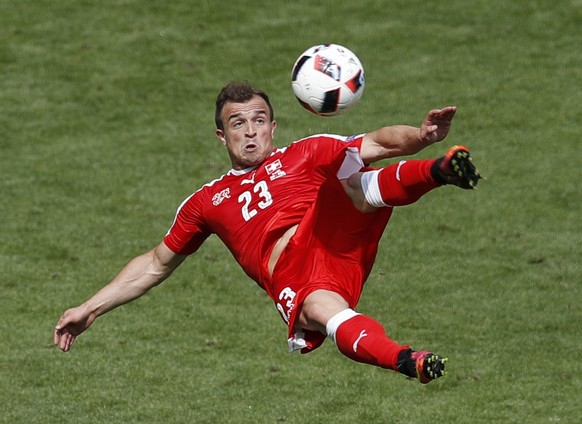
[54,81,480,384]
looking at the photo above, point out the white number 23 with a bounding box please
[238,181,273,221]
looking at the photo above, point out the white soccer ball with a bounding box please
[291,44,365,116]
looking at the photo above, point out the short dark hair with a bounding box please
[215,81,274,130]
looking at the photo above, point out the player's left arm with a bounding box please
[359,106,457,164]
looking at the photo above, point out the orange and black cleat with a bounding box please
[432,145,482,189]
[412,350,449,384]
[397,349,448,384]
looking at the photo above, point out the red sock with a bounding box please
[377,159,440,206]
[334,314,408,370]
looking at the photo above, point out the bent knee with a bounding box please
[298,290,350,334]
[341,173,379,213]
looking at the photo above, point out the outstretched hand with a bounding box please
[419,106,457,144]
[54,305,96,352]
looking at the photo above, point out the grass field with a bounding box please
[1,1,580,423]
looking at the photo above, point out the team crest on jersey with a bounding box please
[212,188,231,206]
[265,159,286,181]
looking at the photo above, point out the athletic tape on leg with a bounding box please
[326,309,360,343]
[360,170,388,208]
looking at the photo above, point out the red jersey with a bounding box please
[164,134,367,291]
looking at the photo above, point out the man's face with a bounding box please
[216,95,277,170]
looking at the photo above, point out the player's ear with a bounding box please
[271,120,277,137]
[216,129,227,146]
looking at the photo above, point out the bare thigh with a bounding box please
[297,289,350,335]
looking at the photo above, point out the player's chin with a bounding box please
[241,152,268,168]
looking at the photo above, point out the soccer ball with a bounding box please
[291,44,365,116]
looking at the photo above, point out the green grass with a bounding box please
[1,0,580,422]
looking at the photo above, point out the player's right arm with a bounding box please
[360,106,457,163]
[53,241,187,352]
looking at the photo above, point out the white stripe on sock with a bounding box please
[326,309,360,343]
[360,170,388,208]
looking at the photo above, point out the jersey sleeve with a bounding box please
[299,133,363,163]
[295,134,365,177]
[163,192,211,255]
